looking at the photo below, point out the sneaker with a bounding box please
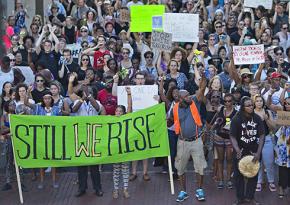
[52,182,59,189]
[129,174,137,181]
[269,183,276,192]
[1,183,12,191]
[176,191,189,202]
[217,181,224,189]
[195,188,205,201]
[37,182,44,190]
[256,183,262,192]
[45,167,51,173]
[227,181,233,189]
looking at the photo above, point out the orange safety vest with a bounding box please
[173,101,202,135]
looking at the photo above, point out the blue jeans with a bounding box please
[258,135,275,183]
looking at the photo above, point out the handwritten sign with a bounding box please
[163,13,199,42]
[244,0,273,10]
[66,44,82,58]
[130,5,165,32]
[233,45,265,65]
[16,66,34,85]
[151,31,172,52]
[117,85,158,111]
[277,111,290,125]
[120,9,130,22]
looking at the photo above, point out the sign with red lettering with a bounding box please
[233,45,265,65]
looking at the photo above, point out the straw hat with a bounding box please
[240,68,253,76]
[238,155,260,178]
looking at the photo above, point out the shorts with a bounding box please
[175,138,207,176]
[214,135,232,148]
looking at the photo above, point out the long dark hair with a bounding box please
[166,86,179,102]
[1,81,13,97]
[15,83,28,101]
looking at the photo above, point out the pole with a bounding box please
[167,155,175,195]
[8,114,24,204]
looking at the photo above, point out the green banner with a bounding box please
[10,104,169,168]
[130,5,165,32]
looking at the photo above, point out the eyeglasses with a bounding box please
[215,25,222,28]
[282,27,288,30]
[10,59,16,62]
[81,30,88,33]
[276,52,283,55]
[244,104,254,107]
[36,80,44,83]
[82,58,89,61]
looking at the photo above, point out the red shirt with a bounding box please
[97,89,117,115]
[93,50,111,71]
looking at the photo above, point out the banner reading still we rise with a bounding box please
[10,104,169,168]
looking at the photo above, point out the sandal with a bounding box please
[129,174,137,181]
[256,183,262,192]
[269,183,276,192]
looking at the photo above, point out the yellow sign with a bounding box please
[130,5,165,32]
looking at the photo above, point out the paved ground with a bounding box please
[0,164,289,205]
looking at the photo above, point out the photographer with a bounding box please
[58,49,80,94]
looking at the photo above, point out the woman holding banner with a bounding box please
[24,90,61,189]
[112,87,132,199]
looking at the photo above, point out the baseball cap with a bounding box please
[270,72,282,79]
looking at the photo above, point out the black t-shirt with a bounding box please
[216,107,237,139]
[37,51,60,79]
[230,112,265,156]
[226,26,238,36]
[31,88,50,103]
[59,61,80,92]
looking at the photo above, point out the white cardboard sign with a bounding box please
[117,85,158,112]
[233,45,265,65]
[244,0,273,10]
[163,13,199,42]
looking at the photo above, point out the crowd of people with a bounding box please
[0,0,290,204]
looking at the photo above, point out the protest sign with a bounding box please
[66,44,82,58]
[117,85,158,111]
[277,111,290,125]
[151,30,172,52]
[233,44,265,65]
[244,0,272,10]
[130,5,165,32]
[163,13,199,42]
[10,104,169,168]
[16,66,34,85]
[120,9,130,22]
[152,15,163,30]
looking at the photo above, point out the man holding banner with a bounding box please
[72,85,106,197]
[171,74,207,202]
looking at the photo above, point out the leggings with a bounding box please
[113,162,129,190]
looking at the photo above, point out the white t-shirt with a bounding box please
[0,68,14,95]
[262,87,283,107]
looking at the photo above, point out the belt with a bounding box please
[179,137,199,142]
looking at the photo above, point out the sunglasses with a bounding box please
[215,25,222,28]
[282,27,288,30]
[82,58,89,61]
[10,59,16,62]
[81,30,88,33]
[242,75,251,79]
[36,80,44,82]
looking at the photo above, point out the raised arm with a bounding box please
[125,87,132,113]
[196,72,206,102]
